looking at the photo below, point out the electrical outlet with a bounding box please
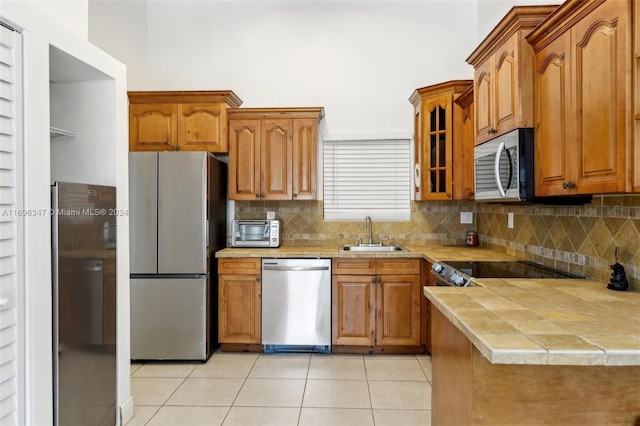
[460,212,473,224]
[267,211,275,220]
[508,212,514,229]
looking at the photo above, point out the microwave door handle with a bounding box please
[494,141,507,197]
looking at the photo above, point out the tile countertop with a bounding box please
[215,244,519,262]
[217,244,640,366]
[424,279,640,366]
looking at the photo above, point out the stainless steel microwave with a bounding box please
[232,220,280,247]
[474,128,592,205]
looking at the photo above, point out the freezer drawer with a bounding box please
[131,276,208,360]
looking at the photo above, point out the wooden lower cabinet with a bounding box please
[431,305,640,425]
[332,258,423,353]
[218,258,261,345]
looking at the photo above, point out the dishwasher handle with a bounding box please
[263,265,330,272]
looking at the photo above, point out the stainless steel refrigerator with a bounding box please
[129,151,227,360]
[51,182,117,426]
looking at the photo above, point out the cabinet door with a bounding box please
[376,275,421,346]
[493,35,517,134]
[422,95,452,200]
[129,103,177,151]
[229,119,261,200]
[178,103,227,152]
[218,274,261,344]
[570,0,628,194]
[474,59,493,145]
[332,275,375,346]
[292,118,317,200]
[534,34,572,196]
[453,99,475,199]
[261,119,292,200]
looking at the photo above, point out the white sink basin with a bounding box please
[339,244,407,252]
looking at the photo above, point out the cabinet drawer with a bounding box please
[218,258,261,274]
[332,258,376,275]
[376,258,420,275]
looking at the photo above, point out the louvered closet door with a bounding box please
[0,23,24,426]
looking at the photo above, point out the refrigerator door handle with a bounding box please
[206,219,209,248]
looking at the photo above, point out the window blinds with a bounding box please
[323,137,411,221]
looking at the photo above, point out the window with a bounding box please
[323,135,411,221]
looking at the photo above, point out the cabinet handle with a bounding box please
[562,181,576,190]
[488,128,496,135]
[256,277,261,283]
[293,193,298,198]
[175,145,181,151]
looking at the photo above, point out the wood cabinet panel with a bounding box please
[218,274,261,344]
[528,0,631,196]
[178,104,226,151]
[218,257,261,275]
[292,119,317,200]
[332,258,376,275]
[474,61,493,143]
[375,258,420,275]
[261,119,292,200]
[129,104,177,152]
[228,119,261,200]
[494,37,516,130]
[571,0,627,193]
[376,275,421,346]
[332,275,375,346]
[534,34,571,195]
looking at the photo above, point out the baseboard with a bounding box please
[120,396,135,426]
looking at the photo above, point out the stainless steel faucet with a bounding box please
[363,216,373,245]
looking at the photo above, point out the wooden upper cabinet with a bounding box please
[129,103,177,151]
[410,80,474,201]
[453,84,476,199]
[532,33,572,195]
[292,119,318,200]
[227,108,324,201]
[128,91,242,153]
[178,104,226,151]
[527,0,631,196]
[466,6,557,145]
[261,119,292,200]
[228,119,261,200]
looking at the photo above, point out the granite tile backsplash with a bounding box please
[235,195,640,291]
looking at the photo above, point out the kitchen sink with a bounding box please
[339,244,407,252]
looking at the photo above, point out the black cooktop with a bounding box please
[441,260,584,279]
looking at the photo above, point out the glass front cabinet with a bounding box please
[410,80,474,201]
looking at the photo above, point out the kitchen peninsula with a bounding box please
[425,280,640,425]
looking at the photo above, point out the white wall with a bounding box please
[0,2,129,425]
[26,0,89,39]
[89,0,478,135]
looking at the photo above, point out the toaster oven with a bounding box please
[232,220,280,247]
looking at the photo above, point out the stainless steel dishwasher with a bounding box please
[261,258,331,353]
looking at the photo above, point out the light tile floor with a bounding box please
[128,352,432,426]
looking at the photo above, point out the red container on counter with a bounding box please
[466,231,478,246]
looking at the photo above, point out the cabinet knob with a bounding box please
[256,277,261,283]
[488,128,496,135]
[293,193,298,198]
[562,181,576,190]
[175,146,181,151]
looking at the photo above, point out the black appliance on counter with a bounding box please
[431,260,584,287]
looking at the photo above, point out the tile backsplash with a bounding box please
[235,195,640,292]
